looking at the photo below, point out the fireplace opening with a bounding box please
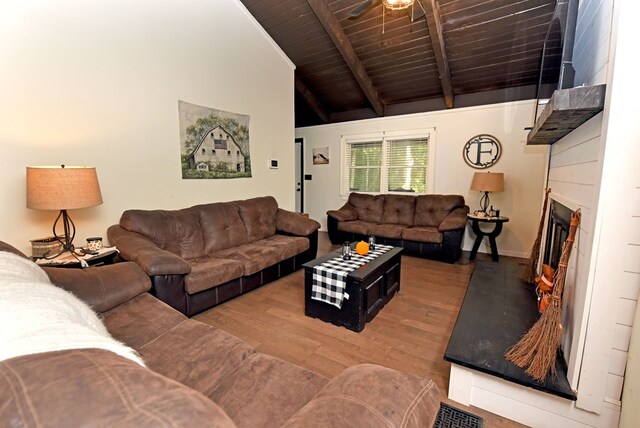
[543,200,574,269]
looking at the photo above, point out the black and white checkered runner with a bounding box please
[311,244,394,309]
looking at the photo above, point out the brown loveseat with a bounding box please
[0,241,441,427]
[328,193,468,263]
[108,196,319,316]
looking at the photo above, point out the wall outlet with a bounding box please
[269,159,278,169]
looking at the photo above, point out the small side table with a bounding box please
[35,248,118,269]
[468,215,510,262]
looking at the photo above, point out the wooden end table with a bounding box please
[468,215,509,262]
[34,248,118,269]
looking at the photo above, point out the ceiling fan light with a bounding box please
[382,0,415,11]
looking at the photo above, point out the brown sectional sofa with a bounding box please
[328,193,469,263]
[0,241,441,427]
[108,196,319,316]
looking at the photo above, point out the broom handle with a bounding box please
[560,210,581,263]
[537,189,552,240]
[552,210,581,299]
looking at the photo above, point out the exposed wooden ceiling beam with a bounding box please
[295,74,330,123]
[305,0,385,116]
[420,0,455,109]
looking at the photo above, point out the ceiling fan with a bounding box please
[348,0,426,20]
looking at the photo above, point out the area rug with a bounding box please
[433,402,483,428]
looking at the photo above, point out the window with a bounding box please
[341,130,434,195]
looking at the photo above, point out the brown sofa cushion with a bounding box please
[185,257,244,294]
[327,203,357,221]
[402,227,443,244]
[276,209,321,236]
[237,196,279,242]
[413,195,465,227]
[212,241,284,276]
[103,293,187,350]
[348,193,384,223]
[381,194,416,226]
[197,202,250,254]
[337,220,377,236]
[120,208,206,260]
[138,319,254,397]
[209,353,329,428]
[369,224,405,239]
[260,235,310,260]
[44,262,151,313]
[0,349,236,428]
[282,364,440,428]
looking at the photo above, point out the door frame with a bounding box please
[295,137,304,213]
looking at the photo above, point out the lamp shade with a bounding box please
[471,172,504,193]
[26,166,103,210]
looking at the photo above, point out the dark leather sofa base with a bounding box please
[327,217,463,264]
[151,234,318,317]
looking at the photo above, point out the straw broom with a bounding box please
[506,209,581,382]
[521,188,551,283]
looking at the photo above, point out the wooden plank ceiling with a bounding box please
[239,0,558,127]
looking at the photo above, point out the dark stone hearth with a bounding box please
[444,258,577,401]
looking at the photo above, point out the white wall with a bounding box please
[577,0,640,415]
[572,0,614,87]
[547,113,604,388]
[546,0,634,415]
[0,0,295,255]
[296,101,548,257]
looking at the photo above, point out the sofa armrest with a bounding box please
[276,209,321,236]
[283,364,440,428]
[327,202,357,222]
[107,225,191,276]
[438,206,469,232]
[43,262,151,313]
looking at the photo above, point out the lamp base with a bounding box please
[479,191,491,214]
[43,210,87,259]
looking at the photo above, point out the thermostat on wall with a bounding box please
[269,159,279,169]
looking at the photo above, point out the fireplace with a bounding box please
[542,198,579,376]
[543,200,574,269]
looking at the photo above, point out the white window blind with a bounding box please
[341,131,433,195]
[386,137,429,193]
[344,140,382,193]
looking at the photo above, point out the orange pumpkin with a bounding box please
[355,241,369,255]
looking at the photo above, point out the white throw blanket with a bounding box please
[0,251,145,366]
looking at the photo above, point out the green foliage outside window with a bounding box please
[346,137,429,194]
[348,141,381,192]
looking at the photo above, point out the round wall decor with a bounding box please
[462,134,502,169]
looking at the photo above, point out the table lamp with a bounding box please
[26,165,103,258]
[470,172,504,214]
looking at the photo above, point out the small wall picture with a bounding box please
[313,147,329,165]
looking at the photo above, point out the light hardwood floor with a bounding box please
[194,232,525,427]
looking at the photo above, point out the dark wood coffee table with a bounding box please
[303,247,402,332]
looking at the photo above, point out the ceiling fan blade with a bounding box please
[409,1,426,20]
[348,0,381,19]
[409,7,425,20]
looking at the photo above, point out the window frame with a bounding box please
[340,129,436,197]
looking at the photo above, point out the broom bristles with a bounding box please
[506,210,580,383]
